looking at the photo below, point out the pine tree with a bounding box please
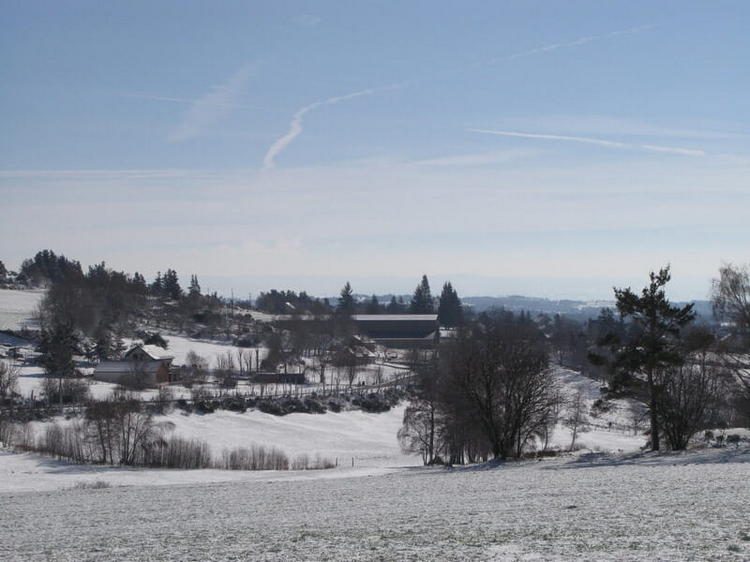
[386,296,400,313]
[162,269,182,300]
[366,295,382,314]
[39,322,77,378]
[337,281,355,314]
[438,281,464,327]
[188,274,201,297]
[594,266,695,451]
[151,272,163,296]
[409,275,434,314]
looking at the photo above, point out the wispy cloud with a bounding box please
[168,64,257,142]
[468,128,705,157]
[640,144,706,157]
[493,25,653,63]
[409,148,538,167]
[122,92,255,109]
[262,85,398,170]
[293,14,321,27]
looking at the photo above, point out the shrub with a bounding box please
[72,480,111,490]
[257,400,283,416]
[220,444,289,470]
[291,453,335,470]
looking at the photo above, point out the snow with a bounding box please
[1,446,748,560]
[162,405,414,469]
[0,288,43,331]
[128,334,266,368]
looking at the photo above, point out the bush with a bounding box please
[291,453,336,470]
[219,444,289,470]
[72,480,111,490]
[42,376,90,404]
[257,400,283,416]
[145,436,212,469]
[304,397,327,414]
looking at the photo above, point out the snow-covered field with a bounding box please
[0,288,43,331]
[1,447,748,561]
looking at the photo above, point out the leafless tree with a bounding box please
[564,389,588,451]
[0,359,20,399]
[185,350,209,383]
[658,356,725,450]
[711,262,750,347]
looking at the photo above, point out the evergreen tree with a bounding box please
[386,296,401,313]
[437,281,464,327]
[592,266,695,451]
[151,272,163,296]
[0,260,7,280]
[337,281,355,314]
[409,275,434,314]
[162,269,182,300]
[39,322,77,378]
[366,295,382,314]
[188,274,201,297]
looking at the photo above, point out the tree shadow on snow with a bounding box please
[543,447,750,470]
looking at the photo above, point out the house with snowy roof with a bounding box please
[93,344,175,387]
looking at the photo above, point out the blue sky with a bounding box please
[2,1,748,300]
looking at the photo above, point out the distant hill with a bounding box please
[462,295,714,321]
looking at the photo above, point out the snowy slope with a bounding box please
[2,447,748,560]
[0,289,43,331]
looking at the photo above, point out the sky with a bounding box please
[1,1,749,301]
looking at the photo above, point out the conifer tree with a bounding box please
[188,274,201,297]
[438,281,464,327]
[337,281,355,314]
[592,266,695,451]
[366,294,382,314]
[409,275,434,314]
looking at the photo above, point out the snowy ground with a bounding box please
[0,288,43,331]
[1,447,748,561]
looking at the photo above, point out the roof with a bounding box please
[352,315,438,322]
[125,344,174,361]
[94,361,164,375]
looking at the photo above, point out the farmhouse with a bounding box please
[93,344,174,387]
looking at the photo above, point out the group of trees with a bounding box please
[332,275,464,326]
[401,264,750,463]
[400,311,557,464]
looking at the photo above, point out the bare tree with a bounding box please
[658,357,724,450]
[712,263,750,346]
[185,350,209,383]
[564,389,588,451]
[0,359,20,399]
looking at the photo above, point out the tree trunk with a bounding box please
[647,370,660,451]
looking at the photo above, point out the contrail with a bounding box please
[468,128,705,157]
[495,25,654,63]
[263,86,398,169]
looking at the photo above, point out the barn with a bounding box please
[352,314,439,349]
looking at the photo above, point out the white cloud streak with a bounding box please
[468,129,705,157]
[122,93,255,109]
[262,86,398,170]
[495,25,654,63]
[168,64,257,143]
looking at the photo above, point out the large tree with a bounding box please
[437,281,463,327]
[409,275,434,314]
[602,267,696,451]
[337,281,355,315]
[712,262,750,348]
